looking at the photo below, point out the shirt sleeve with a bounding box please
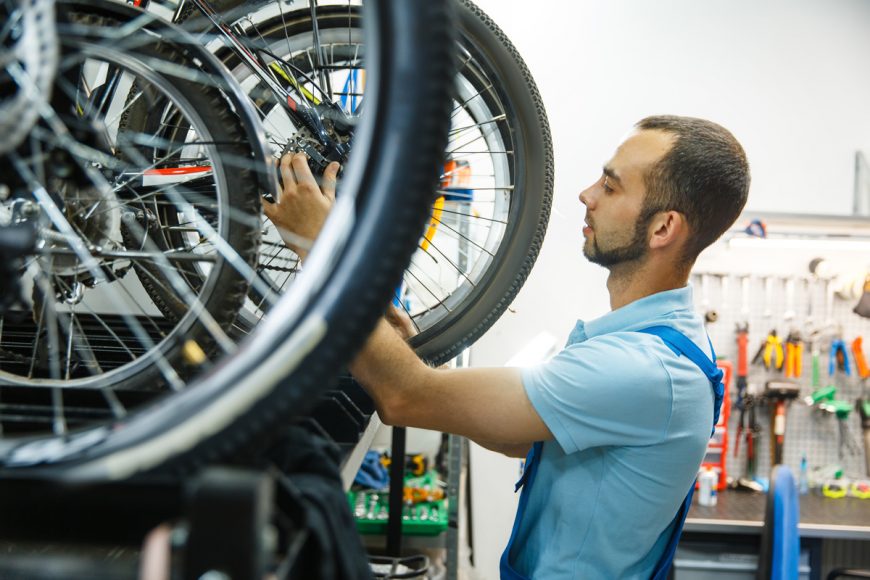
[521,333,674,455]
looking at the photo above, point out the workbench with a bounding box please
[674,490,870,579]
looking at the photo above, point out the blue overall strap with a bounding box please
[637,325,724,434]
[499,441,542,580]
[637,325,724,580]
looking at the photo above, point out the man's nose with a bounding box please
[579,184,595,208]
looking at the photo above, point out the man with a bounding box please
[263,115,750,578]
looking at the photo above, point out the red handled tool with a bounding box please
[734,323,749,457]
[766,381,800,465]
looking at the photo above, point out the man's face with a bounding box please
[578,129,674,268]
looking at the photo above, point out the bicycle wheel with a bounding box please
[185,0,553,364]
[410,0,553,364]
[0,0,265,458]
[0,0,454,479]
[0,0,269,401]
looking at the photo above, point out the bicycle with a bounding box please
[0,0,456,478]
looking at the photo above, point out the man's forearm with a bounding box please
[349,317,551,445]
[351,325,537,456]
[349,317,434,426]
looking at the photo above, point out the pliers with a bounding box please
[829,338,851,376]
[733,395,760,477]
[752,329,783,371]
[785,331,803,378]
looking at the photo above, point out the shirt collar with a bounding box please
[567,285,695,345]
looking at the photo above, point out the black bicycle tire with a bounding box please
[185,0,554,366]
[0,0,455,479]
[409,0,553,365]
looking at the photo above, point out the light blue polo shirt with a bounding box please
[513,285,713,579]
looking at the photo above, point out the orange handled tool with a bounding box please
[853,336,869,379]
[785,331,803,378]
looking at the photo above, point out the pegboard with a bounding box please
[691,233,870,484]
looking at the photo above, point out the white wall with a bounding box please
[465,2,870,578]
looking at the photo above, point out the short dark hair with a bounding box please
[635,115,750,262]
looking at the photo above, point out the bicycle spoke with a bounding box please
[448,114,506,137]
[451,150,514,156]
[32,273,67,433]
[437,207,507,225]
[308,0,333,100]
[53,278,107,378]
[52,276,140,366]
[451,83,495,119]
[27,283,48,380]
[63,272,79,381]
[428,215,495,258]
[403,265,452,314]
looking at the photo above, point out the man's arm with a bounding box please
[473,439,533,458]
[262,153,553,447]
[350,317,553,446]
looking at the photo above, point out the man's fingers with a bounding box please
[260,196,275,219]
[291,153,318,189]
[280,153,296,193]
[322,161,340,201]
[384,304,417,340]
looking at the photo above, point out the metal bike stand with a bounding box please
[184,468,274,580]
[445,432,464,580]
[0,377,382,579]
[0,466,275,579]
[386,425,408,556]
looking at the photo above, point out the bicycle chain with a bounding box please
[259,263,300,274]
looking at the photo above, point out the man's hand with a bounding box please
[384,305,418,341]
[261,153,340,259]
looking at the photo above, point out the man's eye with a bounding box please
[602,177,614,193]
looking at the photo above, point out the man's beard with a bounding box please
[583,215,650,268]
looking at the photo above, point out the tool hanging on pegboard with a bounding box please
[785,331,803,379]
[753,329,784,372]
[856,274,870,319]
[732,276,763,490]
[854,337,870,476]
[766,381,799,466]
[694,251,870,485]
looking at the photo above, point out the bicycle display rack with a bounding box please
[0,377,380,579]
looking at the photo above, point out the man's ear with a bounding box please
[648,210,687,250]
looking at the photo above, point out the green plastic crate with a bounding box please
[347,471,448,536]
